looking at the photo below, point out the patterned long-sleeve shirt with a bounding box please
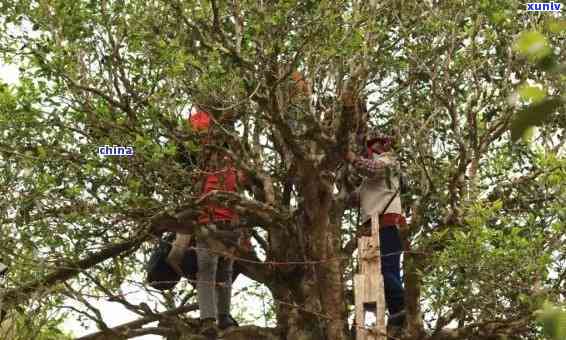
[351,152,395,178]
[350,151,404,223]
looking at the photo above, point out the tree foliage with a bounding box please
[0,0,564,339]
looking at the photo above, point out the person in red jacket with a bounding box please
[167,109,213,275]
[196,144,245,335]
[167,109,244,334]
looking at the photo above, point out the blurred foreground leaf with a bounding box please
[518,84,546,103]
[546,18,566,34]
[514,31,552,60]
[510,97,564,142]
[537,302,566,340]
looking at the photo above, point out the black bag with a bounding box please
[181,243,199,283]
[147,234,180,291]
[147,235,243,291]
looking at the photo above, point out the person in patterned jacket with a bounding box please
[345,130,406,331]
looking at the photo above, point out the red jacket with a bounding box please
[186,110,239,224]
[198,167,238,224]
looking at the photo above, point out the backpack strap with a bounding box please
[380,187,400,216]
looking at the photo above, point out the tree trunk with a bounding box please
[271,283,325,340]
[299,165,347,340]
[401,224,425,339]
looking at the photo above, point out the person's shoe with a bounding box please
[217,313,238,330]
[387,324,402,340]
[350,321,357,339]
[387,311,406,340]
[200,317,218,339]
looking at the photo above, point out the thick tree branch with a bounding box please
[1,233,148,311]
[76,304,198,340]
[427,316,532,340]
[151,190,290,235]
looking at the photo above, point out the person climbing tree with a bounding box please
[156,107,246,336]
[166,108,213,276]
[196,139,245,337]
[345,130,407,335]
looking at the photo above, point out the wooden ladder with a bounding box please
[354,212,387,340]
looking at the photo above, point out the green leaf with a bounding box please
[517,84,546,103]
[537,302,566,340]
[184,140,198,152]
[490,10,509,25]
[37,145,47,159]
[164,143,177,156]
[127,179,141,190]
[514,31,552,60]
[521,126,536,143]
[510,97,564,142]
[546,18,566,34]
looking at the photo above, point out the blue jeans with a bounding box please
[380,225,405,322]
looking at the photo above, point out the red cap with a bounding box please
[188,111,211,131]
[366,130,393,155]
[365,130,393,147]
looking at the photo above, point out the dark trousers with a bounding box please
[380,225,405,321]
